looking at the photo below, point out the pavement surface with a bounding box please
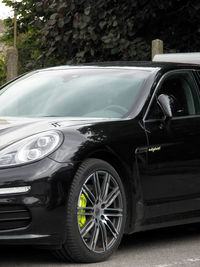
[1,224,200,267]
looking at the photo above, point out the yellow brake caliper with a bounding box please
[78,193,87,227]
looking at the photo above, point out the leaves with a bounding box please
[2,0,200,72]
[50,13,58,20]
[84,7,91,16]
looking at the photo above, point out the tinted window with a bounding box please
[147,72,200,120]
[0,69,151,118]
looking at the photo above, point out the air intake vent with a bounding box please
[0,205,31,231]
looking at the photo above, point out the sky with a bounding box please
[0,0,13,19]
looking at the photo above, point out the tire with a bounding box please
[53,158,127,263]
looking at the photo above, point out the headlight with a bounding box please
[0,131,63,167]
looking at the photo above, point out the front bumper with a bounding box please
[0,157,76,247]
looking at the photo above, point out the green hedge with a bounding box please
[0,54,6,86]
[2,0,200,70]
[40,0,200,64]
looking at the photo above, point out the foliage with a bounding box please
[2,0,56,73]
[2,0,200,70]
[0,53,6,86]
[142,0,200,53]
[36,0,200,63]
[39,0,152,63]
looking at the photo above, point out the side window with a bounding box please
[196,71,200,84]
[146,72,200,120]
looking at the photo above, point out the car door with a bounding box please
[141,70,200,222]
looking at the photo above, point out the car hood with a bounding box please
[0,117,116,150]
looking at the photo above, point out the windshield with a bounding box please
[0,68,150,118]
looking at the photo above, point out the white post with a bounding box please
[152,39,163,60]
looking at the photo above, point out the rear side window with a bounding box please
[195,71,200,83]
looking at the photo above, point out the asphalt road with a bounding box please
[1,224,200,267]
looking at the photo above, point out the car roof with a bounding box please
[83,61,200,68]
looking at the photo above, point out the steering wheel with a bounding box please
[103,105,128,115]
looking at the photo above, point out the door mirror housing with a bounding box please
[157,94,173,118]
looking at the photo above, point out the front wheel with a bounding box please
[54,158,126,263]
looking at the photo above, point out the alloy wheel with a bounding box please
[77,170,123,253]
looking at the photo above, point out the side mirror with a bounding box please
[157,94,172,118]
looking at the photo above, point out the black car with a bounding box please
[0,62,200,263]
